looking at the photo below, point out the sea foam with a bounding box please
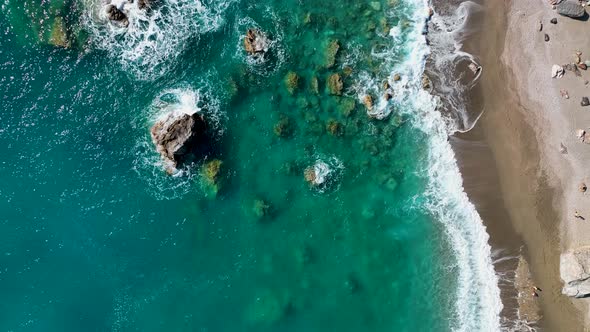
[83,0,235,80]
[385,0,503,330]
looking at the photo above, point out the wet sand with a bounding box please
[450,0,590,330]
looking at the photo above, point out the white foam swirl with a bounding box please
[82,0,235,80]
[392,0,503,330]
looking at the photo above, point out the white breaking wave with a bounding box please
[82,0,235,80]
[386,0,503,330]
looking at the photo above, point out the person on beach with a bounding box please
[575,210,585,220]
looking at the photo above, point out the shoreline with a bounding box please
[445,0,590,329]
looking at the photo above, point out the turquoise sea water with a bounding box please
[0,0,501,331]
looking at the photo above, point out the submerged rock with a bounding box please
[201,159,224,194]
[556,0,586,18]
[561,247,590,297]
[310,76,319,94]
[324,40,340,68]
[326,119,343,136]
[244,28,270,57]
[338,97,356,117]
[252,199,271,219]
[327,73,343,95]
[49,16,70,48]
[150,110,207,174]
[284,71,299,94]
[274,116,294,138]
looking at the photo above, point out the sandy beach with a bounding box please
[447,0,590,329]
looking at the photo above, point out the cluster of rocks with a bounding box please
[104,0,155,27]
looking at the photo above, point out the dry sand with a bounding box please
[459,0,590,330]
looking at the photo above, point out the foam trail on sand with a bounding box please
[389,0,503,330]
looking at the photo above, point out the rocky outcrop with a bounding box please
[561,247,590,297]
[106,4,129,27]
[150,110,207,174]
[556,0,586,18]
[243,29,270,58]
[304,161,332,186]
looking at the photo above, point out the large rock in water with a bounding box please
[106,4,129,27]
[556,0,586,18]
[561,247,590,297]
[150,110,207,173]
[243,29,270,57]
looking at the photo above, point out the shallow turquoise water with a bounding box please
[0,0,501,331]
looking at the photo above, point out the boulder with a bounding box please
[551,64,564,78]
[243,28,270,57]
[550,18,558,24]
[106,4,129,27]
[150,110,207,173]
[556,0,586,18]
[304,161,332,186]
[561,248,590,297]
